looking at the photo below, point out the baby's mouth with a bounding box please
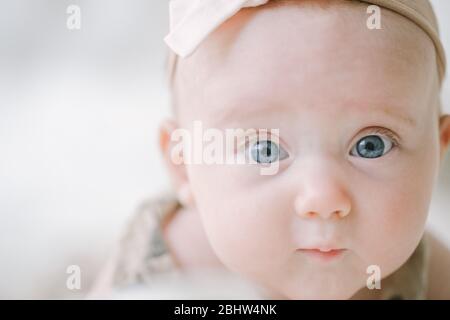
[295,248,347,262]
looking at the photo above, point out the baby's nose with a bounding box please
[293,168,351,220]
[294,191,351,220]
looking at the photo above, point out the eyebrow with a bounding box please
[213,101,287,126]
[213,100,417,129]
[371,106,417,128]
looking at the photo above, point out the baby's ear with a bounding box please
[439,114,450,161]
[158,118,189,191]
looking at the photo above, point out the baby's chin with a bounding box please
[246,268,367,300]
[268,283,364,300]
[284,279,371,300]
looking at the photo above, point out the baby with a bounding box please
[92,0,450,299]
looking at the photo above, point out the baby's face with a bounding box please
[172,2,441,299]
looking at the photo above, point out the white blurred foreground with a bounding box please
[98,269,266,300]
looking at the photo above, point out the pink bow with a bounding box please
[164,0,270,58]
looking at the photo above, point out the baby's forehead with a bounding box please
[174,1,437,123]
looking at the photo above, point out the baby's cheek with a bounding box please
[203,199,288,274]
[188,166,290,273]
[387,152,435,238]
[355,160,434,277]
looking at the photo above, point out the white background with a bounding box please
[0,0,449,299]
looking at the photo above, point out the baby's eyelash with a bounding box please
[238,130,276,146]
[367,128,400,146]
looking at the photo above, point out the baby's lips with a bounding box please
[296,248,348,262]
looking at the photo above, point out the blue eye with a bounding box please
[250,140,289,164]
[350,135,394,159]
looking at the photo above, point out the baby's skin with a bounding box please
[159,0,450,299]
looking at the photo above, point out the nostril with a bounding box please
[334,210,348,218]
[306,212,316,218]
[301,210,348,219]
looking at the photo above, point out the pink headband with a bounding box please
[165,0,446,84]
